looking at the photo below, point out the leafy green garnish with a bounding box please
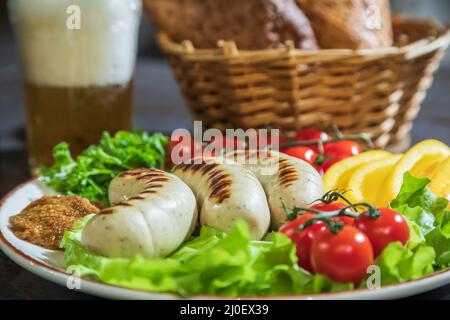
[390,172,448,216]
[373,242,435,285]
[61,218,352,297]
[41,131,168,205]
[390,172,450,268]
[425,211,450,267]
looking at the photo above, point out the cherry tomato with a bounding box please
[295,129,330,143]
[354,208,410,257]
[281,146,325,175]
[310,203,355,225]
[168,132,202,166]
[324,140,362,159]
[321,141,362,172]
[295,129,330,153]
[311,226,374,284]
[279,214,327,273]
[282,147,316,164]
[279,213,316,239]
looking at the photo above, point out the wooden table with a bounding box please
[1,50,449,300]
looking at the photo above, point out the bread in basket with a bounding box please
[144,1,450,150]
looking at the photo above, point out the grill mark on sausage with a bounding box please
[174,163,188,171]
[208,169,222,181]
[128,196,145,201]
[278,158,298,187]
[208,170,231,203]
[201,163,219,174]
[99,169,170,215]
[190,164,204,173]
[145,183,164,190]
[228,150,274,163]
[119,168,149,177]
[99,208,115,215]
[99,202,132,215]
[136,173,166,181]
[209,173,229,188]
[148,177,169,183]
[141,190,157,194]
[115,202,133,207]
[138,172,169,196]
[176,163,212,174]
[175,162,232,204]
[209,181,231,203]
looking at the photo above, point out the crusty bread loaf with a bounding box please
[144,0,318,50]
[296,0,393,49]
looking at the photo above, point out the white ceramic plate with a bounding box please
[1,180,450,300]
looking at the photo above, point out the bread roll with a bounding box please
[296,0,393,49]
[144,0,318,50]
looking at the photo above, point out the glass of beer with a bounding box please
[8,0,142,174]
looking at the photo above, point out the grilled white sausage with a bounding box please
[81,168,197,258]
[226,150,323,229]
[172,159,270,240]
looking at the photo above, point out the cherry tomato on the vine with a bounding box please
[324,140,362,159]
[279,214,327,273]
[321,141,362,172]
[295,129,330,143]
[281,146,325,175]
[311,226,374,284]
[295,129,330,153]
[354,208,410,257]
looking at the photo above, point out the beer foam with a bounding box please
[8,0,141,87]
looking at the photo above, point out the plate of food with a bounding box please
[1,130,450,300]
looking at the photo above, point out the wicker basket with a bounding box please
[158,16,450,150]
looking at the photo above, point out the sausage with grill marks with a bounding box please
[226,150,323,229]
[172,159,270,240]
[81,168,197,258]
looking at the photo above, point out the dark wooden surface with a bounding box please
[0,3,449,300]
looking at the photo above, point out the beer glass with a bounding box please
[8,0,142,173]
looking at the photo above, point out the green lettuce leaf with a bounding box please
[390,172,450,236]
[404,218,426,250]
[41,131,168,205]
[373,242,435,285]
[389,172,450,268]
[61,217,352,296]
[396,205,436,237]
[425,211,450,267]
[390,172,447,215]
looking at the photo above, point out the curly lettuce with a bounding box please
[41,131,168,205]
[425,211,450,267]
[372,242,435,285]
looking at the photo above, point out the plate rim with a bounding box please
[1,179,450,300]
